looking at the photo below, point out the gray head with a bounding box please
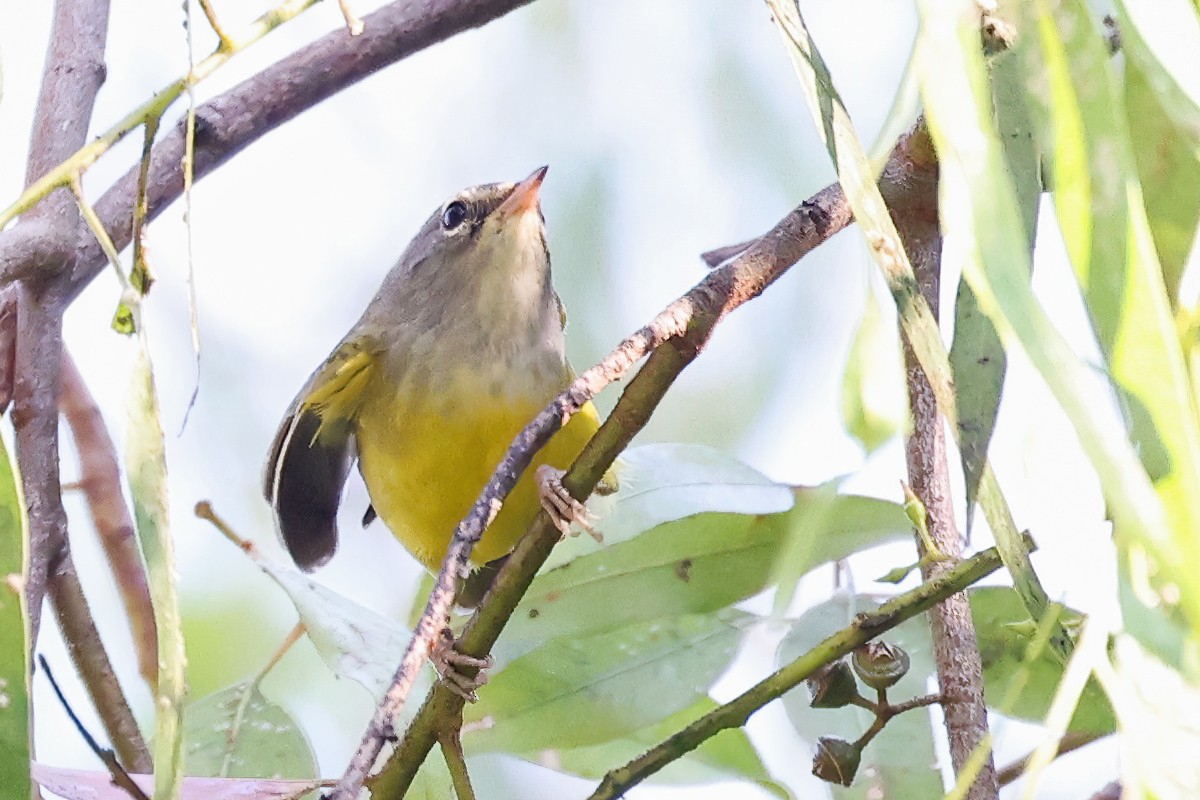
[360,166,557,346]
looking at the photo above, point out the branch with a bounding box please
[0,0,538,297]
[883,126,998,796]
[13,0,111,666]
[37,655,149,800]
[47,552,152,773]
[355,184,852,800]
[588,539,1024,799]
[60,351,158,686]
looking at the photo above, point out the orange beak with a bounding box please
[496,165,548,219]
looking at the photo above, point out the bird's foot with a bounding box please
[432,627,492,703]
[535,465,602,543]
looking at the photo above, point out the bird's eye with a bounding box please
[441,201,469,231]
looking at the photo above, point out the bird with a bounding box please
[263,167,614,697]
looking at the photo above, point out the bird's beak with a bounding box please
[496,165,548,219]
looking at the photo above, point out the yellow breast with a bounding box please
[355,373,601,572]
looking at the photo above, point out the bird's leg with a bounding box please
[431,627,493,703]
[535,464,602,542]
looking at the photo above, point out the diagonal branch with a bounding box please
[589,538,1024,799]
[59,352,158,687]
[0,0,538,297]
[363,182,853,798]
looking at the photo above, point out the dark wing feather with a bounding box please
[264,409,354,570]
[263,338,377,571]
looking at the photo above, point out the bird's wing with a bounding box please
[263,338,379,571]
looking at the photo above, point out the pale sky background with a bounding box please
[0,1,1125,797]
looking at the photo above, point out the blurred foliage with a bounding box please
[0,435,28,796]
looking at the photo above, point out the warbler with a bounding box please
[263,167,610,597]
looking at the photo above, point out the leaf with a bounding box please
[916,0,1193,653]
[772,486,914,614]
[969,588,1115,733]
[547,443,795,570]
[127,343,185,800]
[767,0,1062,652]
[521,696,792,798]
[951,0,1040,530]
[504,511,783,666]
[1114,0,1200,139]
[841,285,907,454]
[505,486,909,663]
[31,763,324,800]
[464,610,748,752]
[1120,6,1200,304]
[406,754,455,800]
[0,434,28,797]
[778,596,942,798]
[183,682,317,780]
[1016,0,1200,647]
[232,543,412,700]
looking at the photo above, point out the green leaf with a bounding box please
[407,754,455,800]
[127,343,185,800]
[969,588,1115,733]
[183,681,317,780]
[767,0,1061,652]
[772,486,914,614]
[548,443,795,570]
[0,434,29,796]
[951,0,1040,530]
[505,485,909,663]
[1115,0,1200,139]
[522,695,792,797]
[1120,11,1200,304]
[1016,0,1200,649]
[779,596,942,798]
[504,512,785,663]
[916,0,1196,653]
[841,285,907,454]
[464,611,748,752]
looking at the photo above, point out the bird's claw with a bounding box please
[432,627,492,703]
[535,465,602,543]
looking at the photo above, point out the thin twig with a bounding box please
[197,0,233,50]
[587,541,1024,799]
[217,624,304,778]
[60,350,158,686]
[338,0,365,35]
[884,124,998,796]
[439,730,476,800]
[0,0,324,234]
[68,177,129,290]
[47,553,152,772]
[37,655,150,800]
[0,0,538,294]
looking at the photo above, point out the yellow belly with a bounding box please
[355,382,601,572]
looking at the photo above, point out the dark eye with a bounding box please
[441,201,468,230]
